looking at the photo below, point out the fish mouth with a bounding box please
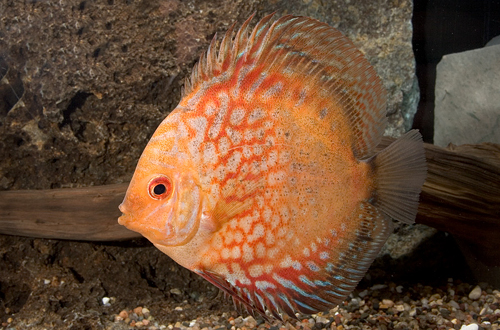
[117,214,127,226]
[118,201,127,214]
[117,214,126,225]
[117,202,128,225]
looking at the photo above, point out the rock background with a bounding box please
[434,44,500,147]
[0,0,418,190]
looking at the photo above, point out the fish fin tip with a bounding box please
[372,129,427,224]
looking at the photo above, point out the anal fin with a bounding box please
[315,201,394,305]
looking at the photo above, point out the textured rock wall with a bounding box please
[0,0,417,190]
[434,44,500,147]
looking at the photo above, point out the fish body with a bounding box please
[118,14,427,319]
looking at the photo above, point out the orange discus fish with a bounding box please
[118,14,427,319]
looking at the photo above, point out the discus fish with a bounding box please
[118,13,427,320]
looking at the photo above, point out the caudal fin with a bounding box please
[372,130,427,224]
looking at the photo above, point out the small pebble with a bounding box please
[358,289,368,298]
[170,288,182,295]
[370,284,387,290]
[460,324,479,330]
[381,299,394,308]
[315,316,328,324]
[142,307,150,317]
[394,304,405,312]
[469,286,482,300]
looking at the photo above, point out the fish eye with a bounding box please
[148,175,172,200]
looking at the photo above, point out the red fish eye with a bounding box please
[148,176,172,200]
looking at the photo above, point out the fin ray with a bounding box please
[372,130,427,224]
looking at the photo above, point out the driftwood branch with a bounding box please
[0,183,139,241]
[0,140,499,263]
[417,142,500,266]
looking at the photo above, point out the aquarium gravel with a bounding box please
[109,280,500,330]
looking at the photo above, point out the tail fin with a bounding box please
[372,130,427,224]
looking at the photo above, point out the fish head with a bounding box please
[118,116,208,249]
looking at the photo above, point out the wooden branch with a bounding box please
[0,183,140,241]
[416,142,500,266]
[0,140,499,265]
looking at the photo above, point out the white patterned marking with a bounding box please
[256,242,266,258]
[231,246,241,259]
[255,280,276,290]
[242,243,254,262]
[187,117,207,159]
[226,126,242,145]
[249,264,264,277]
[295,89,307,107]
[311,242,317,252]
[280,255,294,268]
[244,129,254,142]
[248,108,266,124]
[292,261,302,270]
[230,108,246,126]
[245,74,265,102]
[230,263,251,285]
[226,151,242,173]
[248,223,265,242]
[204,102,216,116]
[208,92,229,139]
[203,142,218,165]
[265,232,275,246]
[234,231,243,243]
[267,247,278,259]
[221,248,230,260]
[262,81,284,101]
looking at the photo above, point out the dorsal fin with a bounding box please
[185,14,388,158]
